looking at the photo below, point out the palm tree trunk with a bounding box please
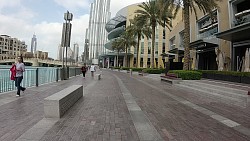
[183,0,191,70]
[136,35,140,68]
[125,45,128,67]
[151,24,156,68]
[117,50,119,67]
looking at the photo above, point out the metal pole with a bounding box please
[36,68,39,87]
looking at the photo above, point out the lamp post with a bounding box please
[61,11,73,79]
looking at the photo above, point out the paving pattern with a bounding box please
[0,70,250,141]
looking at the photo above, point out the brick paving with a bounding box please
[113,71,250,141]
[0,70,250,141]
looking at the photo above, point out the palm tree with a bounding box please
[165,0,220,70]
[127,15,151,68]
[135,0,173,68]
[118,31,137,67]
[111,38,124,67]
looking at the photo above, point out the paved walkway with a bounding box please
[0,70,249,141]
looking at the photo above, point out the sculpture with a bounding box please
[215,48,231,71]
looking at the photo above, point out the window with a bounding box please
[148,42,151,54]
[162,43,166,53]
[141,42,144,54]
[155,42,158,54]
[156,29,159,39]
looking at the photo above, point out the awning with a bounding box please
[160,52,176,58]
[168,48,184,54]
[216,22,250,42]
[190,39,218,49]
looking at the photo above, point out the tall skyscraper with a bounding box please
[57,44,62,61]
[86,0,111,64]
[31,34,37,53]
[73,43,79,62]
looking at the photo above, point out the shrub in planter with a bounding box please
[121,67,130,70]
[131,68,144,72]
[169,70,202,80]
[114,67,121,69]
[143,68,162,74]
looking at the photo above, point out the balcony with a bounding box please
[234,10,250,26]
[197,26,218,40]
[179,44,184,50]
[170,44,176,50]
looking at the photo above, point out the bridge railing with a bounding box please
[0,67,81,94]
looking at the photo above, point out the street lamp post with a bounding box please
[61,11,73,79]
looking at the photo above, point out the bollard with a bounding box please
[56,68,59,82]
[36,68,39,87]
[130,69,132,76]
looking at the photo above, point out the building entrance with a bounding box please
[198,49,217,70]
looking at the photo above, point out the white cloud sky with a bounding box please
[0,0,146,59]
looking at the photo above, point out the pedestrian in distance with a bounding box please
[14,56,26,97]
[81,63,87,78]
[90,63,96,77]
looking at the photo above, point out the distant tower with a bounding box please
[73,43,79,62]
[87,0,111,63]
[57,44,62,61]
[31,34,37,53]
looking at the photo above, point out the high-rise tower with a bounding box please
[87,0,111,64]
[73,43,79,62]
[31,34,37,54]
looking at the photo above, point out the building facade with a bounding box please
[0,35,27,60]
[103,0,250,71]
[31,34,37,54]
[57,44,63,61]
[73,43,79,62]
[86,0,111,64]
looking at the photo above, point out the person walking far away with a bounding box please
[81,63,87,78]
[90,64,96,77]
[14,56,26,97]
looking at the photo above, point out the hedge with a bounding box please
[143,68,164,74]
[169,70,202,80]
[198,70,250,77]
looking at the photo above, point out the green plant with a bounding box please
[131,68,144,72]
[121,67,130,70]
[198,70,250,77]
[169,70,202,80]
[143,68,163,74]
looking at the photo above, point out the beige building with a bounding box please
[104,0,250,71]
[0,34,49,61]
[0,35,27,60]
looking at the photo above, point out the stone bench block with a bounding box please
[44,85,83,118]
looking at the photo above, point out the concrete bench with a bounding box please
[160,76,182,84]
[95,74,101,80]
[44,85,83,118]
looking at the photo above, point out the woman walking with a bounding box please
[90,64,96,77]
[15,56,26,96]
[81,63,87,78]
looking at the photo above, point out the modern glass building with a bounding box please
[86,0,111,64]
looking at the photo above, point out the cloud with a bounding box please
[0,0,147,59]
[110,0,146,17]
[53,0,91,11]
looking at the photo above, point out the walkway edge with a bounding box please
[114,74,164,141]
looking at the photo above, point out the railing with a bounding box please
[0,67,81,93]
[233,14,250,27]
[197,27,218,40]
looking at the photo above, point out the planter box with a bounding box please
[202,73,208,78]
[230,75,241,83]
[241,76,250,84]
[206,73,214,79]
[214,74,223,80]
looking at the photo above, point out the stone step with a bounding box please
[175,83,247,108]
[181,80,247,96]
[179,81,248,100]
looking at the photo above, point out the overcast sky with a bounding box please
[0,0,146,59]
